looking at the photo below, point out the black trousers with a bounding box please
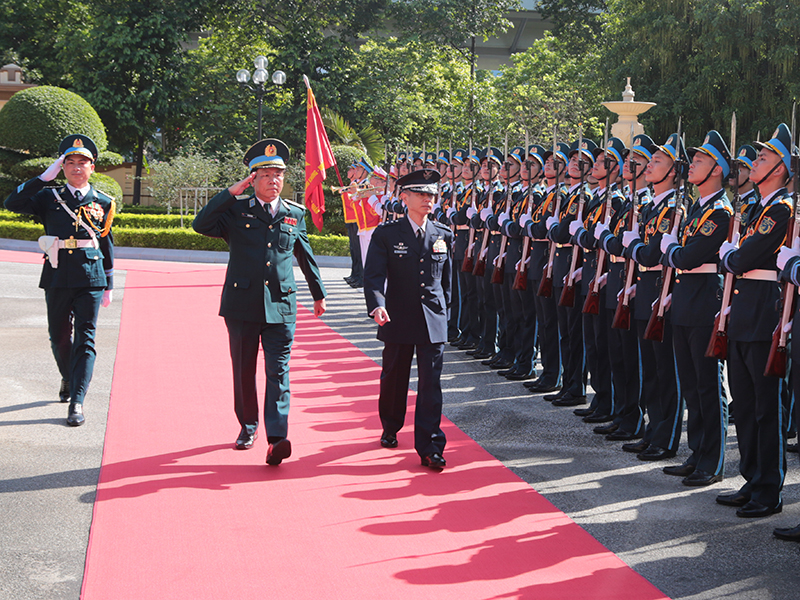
[45,287,104,405]
[346,222,362,281]
[448,256,462,339]
[636,318,682,452]
[378,341,446,458]
[728,339,788,507]
[532,278,560,386]
[584,294,613,416]
[508,272,536,373]
[225,318,295,442]
[458,266,480,343]
[606,308,643,435]
[673,324,727,476]
[476,266,498,354]
[555,286,585,397]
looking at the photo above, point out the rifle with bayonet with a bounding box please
[462,139,478,273]
[611,152,642,330]
[538,127,561,298]
[559,125,586,308]
[765,104,798,377]
[583,119,611,315]
[492,133,512,284]
[473,135,494,277]
[706,114,739,359]
[513,130,533,291]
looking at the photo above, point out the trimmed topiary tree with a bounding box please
[0,86,108,156]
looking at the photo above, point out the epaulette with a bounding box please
[283,198,306,212]
[713,197,731,211]
[432,220,450,232]
[93,190,114,204]
[380,218,402,228]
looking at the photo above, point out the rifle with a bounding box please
[446,138,456,234]
[538,126,561,298]
[765,105,798,377]
[491,133,512,284]
[559,125,586,308]
[583,119,611,315]
[644,120,685,342]
[473,135,493,277]
[513,129,533,291]
[706,113,739,359]
[611,157,641,330]
[462,139,477,273]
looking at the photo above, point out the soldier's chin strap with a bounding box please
[752,156,788,187]
[692,162,717,189]
[650,162,676,187]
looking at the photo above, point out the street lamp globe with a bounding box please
[236,69,250,84]
[254,55,268,70]
[272,70,286,85]
[252,68,268,84]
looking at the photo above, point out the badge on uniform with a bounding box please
[393,242,408,255]
[284,217,298,226]
[249,198,256,208]
[241,212,256,219]
[658,218,670,233]
[568,202,578,215]
[700,221,717,236]
[433,238,447,254]
[758,217,775,235]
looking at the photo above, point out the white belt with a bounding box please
[556,243,572,248]
[609,255,625,263]
[638,264,663,272]
[57,238,98,250]
[677,264,717,275]
[738,269,777,281]
[456,225,469,230]
[532,239,549,244]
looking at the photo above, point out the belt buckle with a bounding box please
[64,239,78,249]
[638,264,645,272]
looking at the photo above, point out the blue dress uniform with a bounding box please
[192,139,326,459]
[363,171,453,462]
[662,189,731,482]
[451,179,480,349]
[4,135,114,426]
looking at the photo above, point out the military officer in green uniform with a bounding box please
[193,139,327,465]
[5,135,115,427]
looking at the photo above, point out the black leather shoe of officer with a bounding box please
[593,423,618,435]
[736,500,782,518]
[473,350,495,360]
[637,445,676,461]
[773,523,800,541]
[266,439,292,465]
[235,429,257,450]
[716,490,751,507]
[584,413,613,423]
[622,439,649,453]
[552,394,586,407]
[663,462,695,477]
[59,379,70,403]
[573,407,594,417]
[67,403,85,427]
[506,369,536,381]
[543,389,566,402]
[481,355,500,366]
[489,358,514,370]
[380,433,398,448]
[421,453,446,470]
[682,470,722,486]
[464,346,481,355]
[607,430,641,441]
[527,381,560,393]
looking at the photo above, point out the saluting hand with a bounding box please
[41,154,66,182]
[228,171,257,197]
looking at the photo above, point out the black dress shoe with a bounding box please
[344,276,355,284]
[736,500,782,518]
[663,462,695,477]
[637,445,677,461]
[573,407,594,417]
[458,341,478,350]
[527,382,560,393]
[266,439,292,465]
[497,367,516,376]
[67,403,85,427]
[682,470,722,486]
[542,390,566,401]
[773,523,800,541]
[594,423,618,435]
[606,430,641,441]
[584,413,613,423]
[507,370,535,381]
[464,347,481,355]
[716,490,751,507]
[235,429,257,450]
[450,336,465,347]
[480,355,499,366]
[59,379,70,403]
[787,443,799,454]
[552,394,586,407]
[490,359,514,370]
[473,350,495,360]
[380,433,398,448]
[622,439,649,453]
[421,453,446,470]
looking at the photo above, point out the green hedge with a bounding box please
[0,219,349,256]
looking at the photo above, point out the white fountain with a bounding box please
[602,78,656,146]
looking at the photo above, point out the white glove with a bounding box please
[546,216,558,230]
[626,284,637,298]
[597,272,608,288]
[622,231,640,248]
[776,237,800,270]
[493,251,507,267]
[663,293,672,312]
[519,213,532,229]
[498,210,511,226]
[480,206,493,221]
[479,245,489,260]
[718,232,740,260]
[466,206,477,219]
[784,319,793,333]
[572,267,583,282]
[101,290,113,307]
[446,207,456,219]
[467,242,475,254]
[660,232,679,254]
[594,221,609,240]
[41,154,66,182]
[723,305,731,316]
[569,220,581,236]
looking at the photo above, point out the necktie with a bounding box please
[74,190,82,203]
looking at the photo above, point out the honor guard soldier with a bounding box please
[192,139,327,465]
[354,165,384,266]
[5,135,115,427]
[544,139,597,406]
[571,137,626,425]
[660,130,733,486]
[521,142,570,393]
[364,168,454,470]
[621,132,685,461]
[341,163,364,288]
[716,124,792,517]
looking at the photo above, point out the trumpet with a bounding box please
[331,182,376,194]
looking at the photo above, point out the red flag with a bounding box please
[304,75,336,232]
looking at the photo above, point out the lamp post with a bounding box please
[236,55,287,140]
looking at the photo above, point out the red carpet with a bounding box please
[2,250,669,599]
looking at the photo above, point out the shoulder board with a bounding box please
[713,198,732,211]
[283,198,306,212]
[775,195,793,209]
[380,219,402,227]
[432,220,450,232]
[93,191,114,204]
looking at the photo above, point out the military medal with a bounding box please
[433,238,447,254]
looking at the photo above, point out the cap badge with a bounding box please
[739,149,747,157]
[703,135,710,145]
[423,170,433,180]
[265,144,277,157]
[633,139,641,147]
[581,142,588,149]
[73,138,84,148]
